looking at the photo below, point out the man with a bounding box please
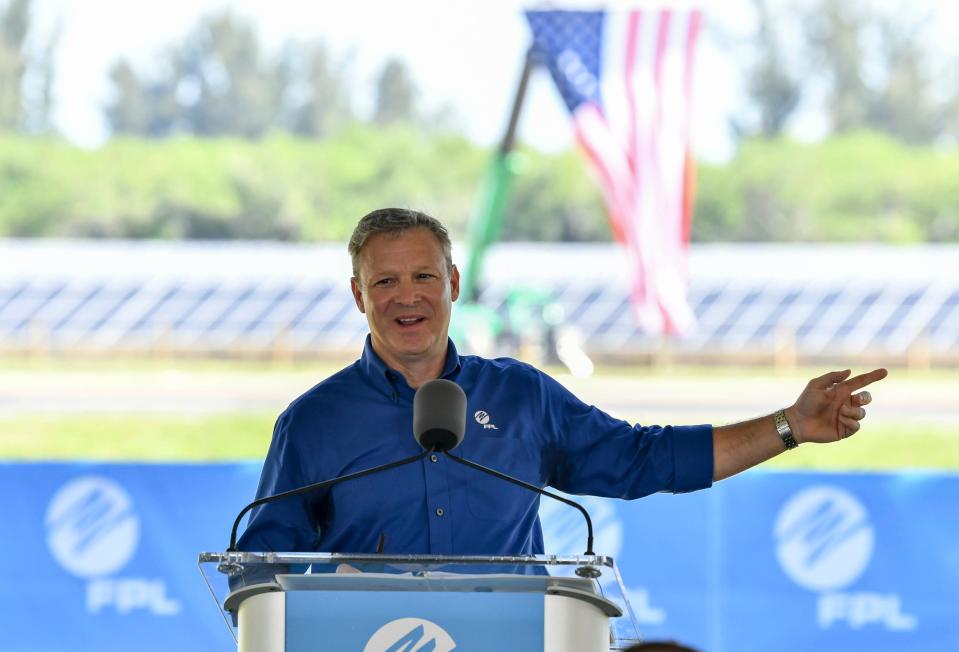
[236,207,886,555]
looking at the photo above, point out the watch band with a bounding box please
[774,409,799,450]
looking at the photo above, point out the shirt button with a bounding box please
[435,508,444,517]
[430,454,438,463]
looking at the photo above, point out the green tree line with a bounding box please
[2,126,956,243]
[2,2,958,244]
[731,0,959,144]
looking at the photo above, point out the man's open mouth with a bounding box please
[396,317,425,326]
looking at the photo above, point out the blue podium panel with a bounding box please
[286,591,544,651]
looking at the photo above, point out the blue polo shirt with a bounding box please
[237,337,713,555]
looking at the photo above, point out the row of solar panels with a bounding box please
[1,240,956,360]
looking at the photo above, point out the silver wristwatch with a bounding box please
[774,409,799,450]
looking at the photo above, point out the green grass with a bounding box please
[0,354,348,374]
[1,413,956,471]
[761,421,959,471]
[0,413,277,461]
[1,358,955,470]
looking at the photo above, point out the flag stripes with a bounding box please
[527,8,702,335]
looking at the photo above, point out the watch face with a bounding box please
[775,410,798,449]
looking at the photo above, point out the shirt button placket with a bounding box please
[423,446,453,553]
[428,460,445,516]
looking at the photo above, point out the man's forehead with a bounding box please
[357,229,447,273]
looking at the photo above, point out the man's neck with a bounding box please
[371,343,447,390]
[385,356,444,389]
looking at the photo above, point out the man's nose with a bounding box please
[394,278,420,304]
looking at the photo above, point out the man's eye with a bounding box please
[374,278,395,287]
[417,273,437,280]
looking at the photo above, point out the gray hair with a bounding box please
[348,208,453,280]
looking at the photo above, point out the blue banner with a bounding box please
[1,462,956,651]
[0,462,253,652]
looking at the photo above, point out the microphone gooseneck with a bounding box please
[443,451,596,556]
[227,449,431,551]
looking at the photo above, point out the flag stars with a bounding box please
[528,10,604,112]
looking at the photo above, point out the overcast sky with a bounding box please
[22,1,750,160]
[25,0,957,160]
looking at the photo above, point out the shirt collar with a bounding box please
[358,335,462,395]
[439,338,462,378]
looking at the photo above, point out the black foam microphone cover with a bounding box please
[413,379,467,452]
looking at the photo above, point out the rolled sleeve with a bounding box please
[669,424,714,493]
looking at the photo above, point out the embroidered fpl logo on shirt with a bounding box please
[473,410,498,430]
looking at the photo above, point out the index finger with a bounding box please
[842,368,889,392]
[810,369,852,389]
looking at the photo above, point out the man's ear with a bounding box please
[450,264,460,302]
[350,277,366,314]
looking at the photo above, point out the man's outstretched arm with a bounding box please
[711,368,888,481]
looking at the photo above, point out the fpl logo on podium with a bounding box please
[774,485,915,631]
[45,476,181,617]
[364,618,456,652]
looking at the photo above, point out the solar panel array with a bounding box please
[521,279,959,356]
[1,240,956,363]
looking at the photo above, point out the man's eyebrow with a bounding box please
[373,265,440,274]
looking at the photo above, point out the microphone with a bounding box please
[413,379,596,557]
[414,378,466,452]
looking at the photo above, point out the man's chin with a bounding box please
[381,335,443,359]
[395,343,437,358]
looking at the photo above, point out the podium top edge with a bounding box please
[198,552,616,566]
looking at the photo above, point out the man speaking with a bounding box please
[236,207,886,555]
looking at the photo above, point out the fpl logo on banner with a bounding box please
[45,476,181,617]
[363,618,456,652]
[774,485,915,631]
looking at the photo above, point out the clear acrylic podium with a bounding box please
[199,552,642,651]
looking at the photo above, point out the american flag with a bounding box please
[526,8,702,335]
